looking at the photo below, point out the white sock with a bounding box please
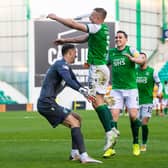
[106,130,112,137]
[80,152,88,160]
[71,149,79,157]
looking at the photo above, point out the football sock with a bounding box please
[164,108,168,115]
[142,124,148,144]
[113,121,118,129]
[95,104,113,132]
[71,127,86,154]
[80,152,89,160]
[130,119,141,144]
[71,137,78,150]
[71,149,79,157]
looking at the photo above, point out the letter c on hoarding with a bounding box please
[48,48,57,65]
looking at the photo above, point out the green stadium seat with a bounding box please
[159,62,168,82]
[0,90,17,104]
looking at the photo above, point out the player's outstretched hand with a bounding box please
[83,62,90,69]
[47,13,56,20]
[87,95,96,103]
[53,38,66,45]
[79,87,89,97]
[79,87,96,104]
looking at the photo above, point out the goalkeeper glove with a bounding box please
[79,87,89,97]
[79,87,96,103]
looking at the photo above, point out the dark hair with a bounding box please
[62,44,75,56]
[94,8,107,19]
[117,30,128,39]
[140,52,147,58]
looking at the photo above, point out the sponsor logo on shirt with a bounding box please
[113,58,125,66]
[136,77,147,84]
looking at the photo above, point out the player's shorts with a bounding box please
[109,89,139,109]
[37,98,71,128]
[138,104,153,120]
[153,97,160,109]
[162,98,168,106]
[153,97,160,106]
[88,65,110,96]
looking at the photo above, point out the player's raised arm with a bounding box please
[53,34,88,45]
[47,13,88,32]
[124,48,145,65]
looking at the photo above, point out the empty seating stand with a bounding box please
[0,90,17,104]
[159,62,168,82]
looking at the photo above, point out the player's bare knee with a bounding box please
[71,112,82,123]
[63,114,80,128]
[71,119,80,127]
[69,115,80,127]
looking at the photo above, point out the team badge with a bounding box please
[62,65,69,70]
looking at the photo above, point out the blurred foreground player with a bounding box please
[37,44,102,164]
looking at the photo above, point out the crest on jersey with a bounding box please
[146,72,149,76]
[62,65,69,70]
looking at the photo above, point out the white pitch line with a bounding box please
[0,139,162,143]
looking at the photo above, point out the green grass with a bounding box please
[0,110,168,168]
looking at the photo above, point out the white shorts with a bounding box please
[88,65,110,96]
[138,104,153,120]
[153,97,160,106]
[110,89,139,109]
[153,97,160,109]
[162,99,168,106]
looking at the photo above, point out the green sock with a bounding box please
[130,119,141,144]
[164,108,168,115]
[142,125,148,144]
[104,104,116,128]
[112,121,118,129]
[95,104,113,132]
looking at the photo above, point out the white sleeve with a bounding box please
[153,70,162,94]
[87,24,101,34]
[129,47,140,58]
[153,70,160,83]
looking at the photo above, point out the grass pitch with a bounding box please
[0,110,167,168]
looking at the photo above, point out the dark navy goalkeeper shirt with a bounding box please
[39,58,81,102]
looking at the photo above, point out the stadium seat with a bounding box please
[159,62,168,81]
[0,90,18,104]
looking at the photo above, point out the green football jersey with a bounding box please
[108,45,137,89]
[87,23,109,65]
[136,66,155,104]
[162,83,168,99]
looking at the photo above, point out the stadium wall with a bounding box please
[0,103,33,112]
